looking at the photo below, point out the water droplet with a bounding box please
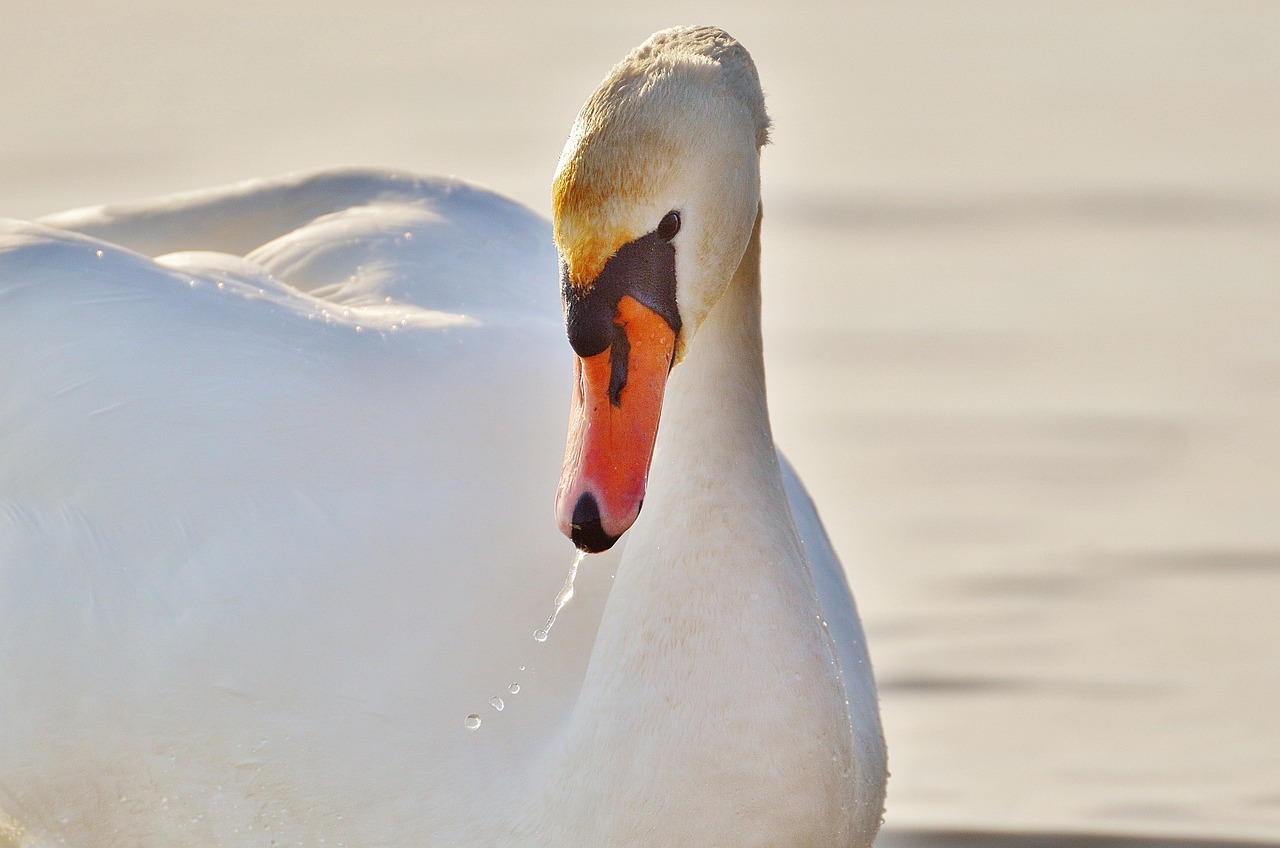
[519,666,526,672]
[355,325,363,332]
[489,697,504,711]
[534,549,585,644]
[95,250,104,259]
[464,714,481,730]
[507,683,520,694]
[403,231,413,240]
[216,281,224,289]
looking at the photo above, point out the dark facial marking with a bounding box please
[561,228,682,360]
[607,323,630,406]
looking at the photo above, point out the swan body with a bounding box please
[0,27,885,847]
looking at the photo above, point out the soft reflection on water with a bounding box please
[877,830,1280,848]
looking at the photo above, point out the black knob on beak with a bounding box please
[570,492,621,553]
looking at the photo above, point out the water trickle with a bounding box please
[508,683,520,694]
[489,697,505,711]
[534,549,585,643]
[464,714,482,730]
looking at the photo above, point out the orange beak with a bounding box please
[554,225,682,551]
[556,294,676,551]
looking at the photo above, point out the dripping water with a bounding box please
[534,549,585,643]
[464,550,587,729]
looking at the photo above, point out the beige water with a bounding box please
[3,3,1278,845]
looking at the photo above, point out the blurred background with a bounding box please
[3,1,1278,844]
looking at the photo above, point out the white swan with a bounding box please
[0,26,885,847]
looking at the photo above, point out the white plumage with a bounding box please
[1,27,884,847]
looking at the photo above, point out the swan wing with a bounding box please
[0,171,592,840]
[779,450,887,822]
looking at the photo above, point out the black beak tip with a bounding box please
[570,492,621,553]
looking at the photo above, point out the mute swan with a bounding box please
[0,25,885,847]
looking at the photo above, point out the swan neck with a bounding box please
[649,202,778,509]
[518,203,860,844]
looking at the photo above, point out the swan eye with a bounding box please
[657,211,681,242]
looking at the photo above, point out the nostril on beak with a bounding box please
[570,491,621,553]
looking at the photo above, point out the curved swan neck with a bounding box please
[623,201,806,624]
[521,205,859,843]
[645,203,782,521]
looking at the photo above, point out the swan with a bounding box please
[0,25,886,848]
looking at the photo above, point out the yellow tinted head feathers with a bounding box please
[552,26,770,289]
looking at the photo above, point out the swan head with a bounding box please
[552,26,770,552]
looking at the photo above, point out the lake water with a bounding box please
[3,2,1278,844]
